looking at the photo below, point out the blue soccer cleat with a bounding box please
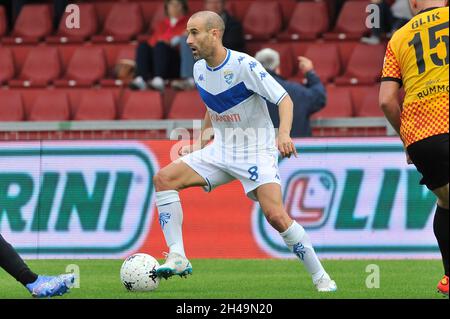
[26,274,75,298]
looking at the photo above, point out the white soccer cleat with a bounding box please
[156,252,192,279]
[314,274,337,292]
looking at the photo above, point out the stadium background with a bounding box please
[0,0,442,261]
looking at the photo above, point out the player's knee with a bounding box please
[153,170,177,192]
[264,208,289,231]
[435,184,449,209]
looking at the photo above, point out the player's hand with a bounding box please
[178,144,194,157]
[178,143,201,157]
[298,56,314,75]
[277,133,298,158]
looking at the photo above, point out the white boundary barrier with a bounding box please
[0,117,396,138]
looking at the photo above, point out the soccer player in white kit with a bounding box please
[153,11,337,292]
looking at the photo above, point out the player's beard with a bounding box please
[193,48,212,61]
[202,46,218,63]
[193,37,215,60]
[191,46,204,60]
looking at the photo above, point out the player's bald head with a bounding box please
[189,11,225,37]
[186,10,226,60]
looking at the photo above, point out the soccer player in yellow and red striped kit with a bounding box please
[379,0,449,295]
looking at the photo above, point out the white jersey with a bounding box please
[193,49,288,153]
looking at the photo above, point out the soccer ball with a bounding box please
[120,253,160,292]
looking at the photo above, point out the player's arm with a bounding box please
[179,111,213,156]
[244,57,298,158]
[380,41,403,137]
[379,82,412,164]
[379,81,402,136]
[178,61,214,156]
[196,111,214,149]
[278,94,298,158]
[379,40,412,163]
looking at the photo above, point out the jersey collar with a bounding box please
[418,7,440,14]
[206,49,230,72]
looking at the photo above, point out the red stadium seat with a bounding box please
[336,41,360,71]
[0,48,15,85]
[74,90,116,120]
[0,90,24,121]
[3,4,52,44]
[168,91,205,119]
[324,1,370,40]
[188,1,204,14]
[140,1,163,27]
[278,0,297,28]
[313,0,338,25]
[114,45,136,62]
[54,47,107,87]
[0,5,7,38]
[13,88,41,116]
[335,43,386,85]
[92,3,144,43]
[290,42,310,61]
[56,45,79,72]
[293,43,341,83]
[258,43,295,78]
[278,2,329,41]
[312,85,354,119]
[47,4,99,43]
[65,88,122,116]
[244,40,265,57]
[28,91,70,121]
[229,0,253,23]
[243,2,282,40]
[349,86,370,116]
[120,90,164,120]
[149,3,166,33]
[137,2,165,42]
[93,1,114,26]
[355,86,384,117]
[9,47,61,88]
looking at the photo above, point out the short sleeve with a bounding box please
[381,42,402,85]
[242,57,288,106]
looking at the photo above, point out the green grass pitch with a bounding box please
[0,259,447,299]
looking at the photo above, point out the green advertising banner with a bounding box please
[0,138,441,259]
[253,137,440,259]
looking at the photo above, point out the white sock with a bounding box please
[280,221,327,283]
[155,190,186,258]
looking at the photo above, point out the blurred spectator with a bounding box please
[255,48,326,138]
[171,0,245,91]
[0,0,69,30]
[53,0,69,30]
[0,1,12,30]
[389,0,413,32]
[361,0,412,45]
[130,0,189,91]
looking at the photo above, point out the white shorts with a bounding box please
[180,144,281,201]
